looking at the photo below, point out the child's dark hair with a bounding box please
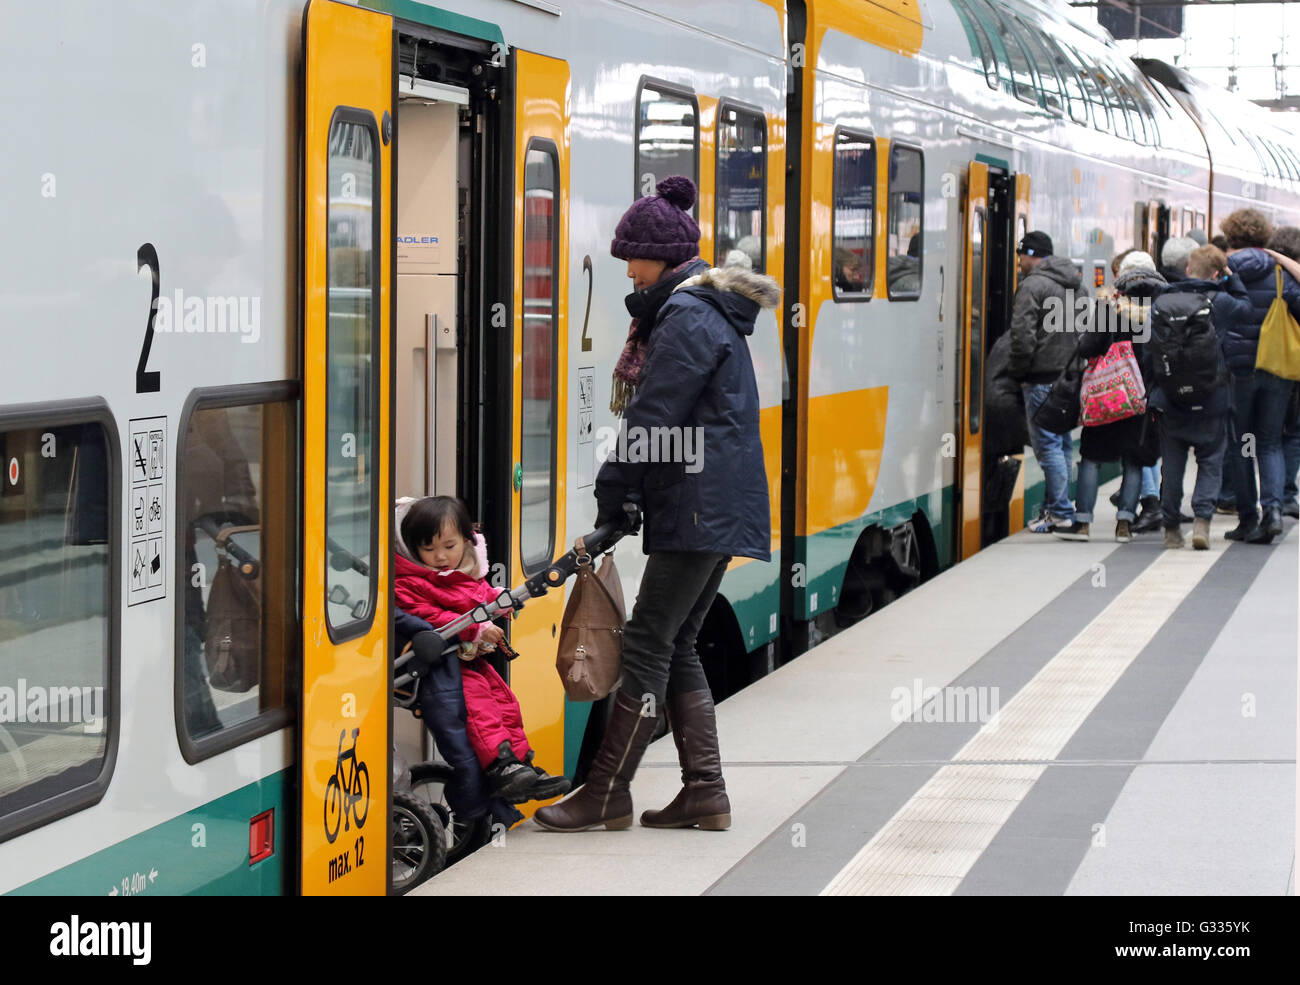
[402,495,475,551]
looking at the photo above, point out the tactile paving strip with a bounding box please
[821,550,1218,896]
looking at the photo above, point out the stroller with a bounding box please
[388,513,631,895]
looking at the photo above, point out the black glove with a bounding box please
[621,500,643,535]
[409,630,451,673]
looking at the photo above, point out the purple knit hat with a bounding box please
[610,176,700,263]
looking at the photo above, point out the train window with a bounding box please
[1270,141,1294,182]
[520,141,559,574]
[325,113,379,640]
[1266,139,1293,182]
[716,104,766,272]
[636,81,699,215]
[1092,64,1130,140]
[1011,15,1064,116]
[1065,45,1110,133]
[951,0,999,90]
[1046,38,1089,126]
[1182,208,1194,236]
[1195,211,1206,231]
[975,0,1037,105]
[1280,145,1300,184]
[0,413,114,837]
[887,144,923,300]
[176,391,296,760]
[1240,130,1275,178]
[832,129,876,301]
[1111,73,1149,144]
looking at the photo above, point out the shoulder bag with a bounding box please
[555,537,626,701]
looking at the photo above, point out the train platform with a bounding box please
[411,474,1297,897]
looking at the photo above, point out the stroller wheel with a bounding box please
[407,762,492,865]
[389,791,447,895]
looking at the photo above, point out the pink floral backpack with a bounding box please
[1080,341,1146,426]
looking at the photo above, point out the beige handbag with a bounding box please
[556,537,626,701]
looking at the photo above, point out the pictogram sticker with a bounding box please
[128,417,167,605]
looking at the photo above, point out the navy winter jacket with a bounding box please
[595,262,776,560]
[1145,277,1239,419]
[1223,248,1300,375]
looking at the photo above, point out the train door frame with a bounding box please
[300,0,395,896]
[957,158,1020,561]
[982,166,1017,546]
[390,20,513,570]
[389,22,512,766]
[506,47,572,794]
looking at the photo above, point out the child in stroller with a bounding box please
[395,495,570,805]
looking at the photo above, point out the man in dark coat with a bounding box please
[1007,231,1084,530]
[1148,245,1247,549]
[536,176,776,834]
[1220,208,1300,543]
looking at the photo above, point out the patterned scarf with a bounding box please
[610,256,702,415]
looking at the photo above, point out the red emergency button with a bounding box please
[249,809,274,865]
[7,458,17,486]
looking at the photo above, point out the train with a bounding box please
[1,0,1297,896]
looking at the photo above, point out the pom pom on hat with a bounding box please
[655,175,696,211]
[610,176,701,264]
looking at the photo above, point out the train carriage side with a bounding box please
[780,0,1222,649]
[1,0,307,895]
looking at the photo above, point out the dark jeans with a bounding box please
[1160,412,1228,524]
[621,551,729,707]
[1228,370,1291,517]
[1284,429,1300,505]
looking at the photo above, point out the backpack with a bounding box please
[1149,291,1223,409]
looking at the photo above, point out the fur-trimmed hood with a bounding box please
[671,265,781,338]
[675,265,781,308]
[393,496,488,579]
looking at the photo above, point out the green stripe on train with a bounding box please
[798,486,954,621]
[360,0,505,45]
[10,771,290,896]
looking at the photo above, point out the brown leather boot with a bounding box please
[533,689,657,832]
[640,690,731,830]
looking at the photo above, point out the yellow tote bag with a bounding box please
[1256,266,1300,381]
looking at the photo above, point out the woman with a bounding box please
[535,177,777,833]
[1055,251,1165,543]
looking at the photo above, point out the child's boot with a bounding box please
[485,741,542,802]
[521,750,571,801]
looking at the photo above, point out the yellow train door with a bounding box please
[957,162,988,560]
[508,49,571,802]
[301,0,393,895]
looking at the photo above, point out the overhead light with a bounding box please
[398,75,469,105]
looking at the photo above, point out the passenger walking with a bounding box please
[1265,225,1300,518]
[1007,231,1083,531]
[535,176,775,833]
[1147,246,1244,549]
[1220,209,1300,543]
[1055,252,1163,542]
[394,495,570,804]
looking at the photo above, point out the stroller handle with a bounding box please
[422,514,632,646]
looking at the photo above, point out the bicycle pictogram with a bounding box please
[324,727,370,844]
